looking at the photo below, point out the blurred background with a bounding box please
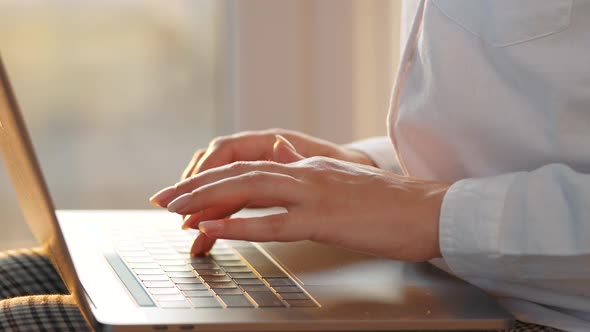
[0,0,404,250]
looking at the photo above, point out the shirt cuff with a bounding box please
[345,137,401,174]
[439,173,519,279]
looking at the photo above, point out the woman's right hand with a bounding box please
[178,128,375,181]
[149,128,376,254]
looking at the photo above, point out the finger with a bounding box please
[181,205,238,230]
[181,149,206,181]
[152,161,291,208]
[272,135,304,164]
[195,133,276,174]
[190,233,217,256]
[198,213,310,242]
[167,172,302,215]
[155,161,296,208]
[149,186,176,207]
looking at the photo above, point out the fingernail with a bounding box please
[275,134,296,151]
[181,221,190,230]
[149,186,176,207]
[181,215,189,230]
[182,216,194,230]
[167,193,192,213]
[199,221,222,235]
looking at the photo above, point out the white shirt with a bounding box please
[351,1,590,330]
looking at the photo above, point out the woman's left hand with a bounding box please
[150,141,450,261]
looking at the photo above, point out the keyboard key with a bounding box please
[278,293,309,300]
[222,266,251,273]
[152,254,184,260]
[155,259,186,266]
[265,278,296,287]
[191,263,219,269]
[120,251,150,257]
[149,288,180,295]
[129,262,159,269]
[209,244,230,251]
[195,269,225,276]
[207,282,237,289]
[133,269,164,275]
[219,295,254,308]
[144,281,174,288]
[139,237,165,243]
[153,294,185,302]
[138,274,169,281]
[124,256,153,263]
[211,241,228,248]
[212,288,242,295]
[217,261,245,267]
[227,272,257,279]
[210,249,234,256]
[224,240,255,249]
[188,297,222,308]
[159,301,191,308]
[148,248,177,255]
[211,254,239,261]
[235,248,287,278]
[187,256,214,264]
[234,278,264,285]
[171,277,201,284]
[246,291,285,307]
[240,285,269,292]
[170,242,191,248]
[117,240,143,246]
[183,290,213,297]
[140,240,166,245]
[201,275,231,283]
[178,284,208,291]
[162,265,192,272]
[273,286,302,293]
[166,271,196,278]
[286,299,317,307]
[175,248,191,254]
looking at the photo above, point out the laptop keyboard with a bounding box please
[103,223,318,309]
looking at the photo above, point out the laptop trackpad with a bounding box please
[259,241,404,286]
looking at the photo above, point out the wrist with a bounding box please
[424,183,449,259]
[342,147,377,167]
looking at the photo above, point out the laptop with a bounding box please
[0,54,513,331]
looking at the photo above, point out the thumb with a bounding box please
[272,135,304,163]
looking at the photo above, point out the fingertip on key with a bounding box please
[149,186,177,207]
[167,193,192,213]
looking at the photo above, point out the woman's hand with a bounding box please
[151,129,375,253]
[177,128,375,181]
[150,139,450,261]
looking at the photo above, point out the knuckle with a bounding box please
[209,136,231,149]
[227,161,250,173]
[265,127,288,136]
[193,149,205,159]
[177,175,198,192]
[242,170,267,182]
[300,156,333,169]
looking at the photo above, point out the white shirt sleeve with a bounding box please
[439,163,590,330]
[345,136,402,174]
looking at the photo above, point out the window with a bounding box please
[0,0,223,249]
[0,0,401,250]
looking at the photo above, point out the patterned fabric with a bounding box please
[0,295,90,332]
[0,248,566,332]
[0,248,90,331]
[499,320,564,332]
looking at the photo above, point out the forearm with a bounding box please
[439,163,590,313]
